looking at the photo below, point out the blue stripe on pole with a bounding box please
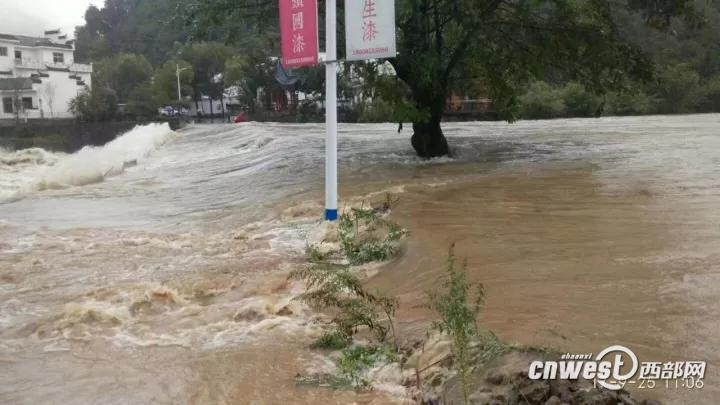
[325,209,338,221]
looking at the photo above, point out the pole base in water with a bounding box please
[325,209,338,221]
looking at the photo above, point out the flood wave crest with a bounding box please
[0,123,175,200]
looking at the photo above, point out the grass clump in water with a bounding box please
[290,261,399,346]
[294,345,396,390]
[311,330,352,350]
[338,200,406,265]
[292,196,407,390]
[305,243,330,263]
[337,345,398,389]
[428,245,504,404]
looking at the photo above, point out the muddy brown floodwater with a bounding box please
[1,115,719,404]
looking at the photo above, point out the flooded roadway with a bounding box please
[1,115,718,403]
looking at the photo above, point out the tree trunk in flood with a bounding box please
[411,116,449,158]
[410,89,449,158]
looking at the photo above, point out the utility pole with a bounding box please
[176,64,183,101]
[176,64,191,102]
[325,0,338,221]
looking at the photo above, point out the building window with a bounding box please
[14,50,21,61]
[2,97,13,113]
[53,52,64,64]
[22,97,34,110]
[0,47,7,57]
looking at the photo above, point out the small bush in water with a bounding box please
[337,345,397,389]
[290,262,399,345]
[311,330,352,350]
[429,245,502,404]
[338,204,406,265]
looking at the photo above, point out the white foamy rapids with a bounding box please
[0,123,175,201]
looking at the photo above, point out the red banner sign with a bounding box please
[280,0,319,69]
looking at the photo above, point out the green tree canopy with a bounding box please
[152,60,195,107]
[94,53,153,103]
[75,0,187,65]
[179,0,702,157]
[180,42,234,106]
[69,87,119,122]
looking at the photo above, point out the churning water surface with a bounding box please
[0,115,719,404]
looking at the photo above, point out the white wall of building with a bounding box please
[0,30,92,120]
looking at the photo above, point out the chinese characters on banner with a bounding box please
[345,0,396,61]
[280,0,319,68]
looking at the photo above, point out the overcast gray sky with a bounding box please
[0,0,103,37]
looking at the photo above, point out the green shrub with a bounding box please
[518,81,566,119]
[338,206,406,265]
[652,64,704,113]
[311,330,352,350]
[68,86,119,122]
[337,345,397,389]
[605,90,656,116]
[357,99,397,123]
[560,83,602,117]
[428,246,490,404]
[127,86,158,118]
[290,262,399,345]
[698,75,720,112]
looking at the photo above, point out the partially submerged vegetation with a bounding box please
[428,245,504,404]
[290,200,654,405]
[290,197,405,391]
[291,198,503,401]
[338,197,406,265]
[290,261,399,348]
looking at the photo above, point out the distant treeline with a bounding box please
[72,0,720,122]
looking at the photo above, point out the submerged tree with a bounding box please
[179,0,701,157]
[390,0,702,156]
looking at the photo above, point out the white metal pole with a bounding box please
[176,64,182,102]
[325,0,338,221]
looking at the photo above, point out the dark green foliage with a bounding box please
[338,206,406,265]
[518,81,605,119]
[561,83,603,117]
[75,0,187,65]
[700,75,720,112]
[289,262,399,344]
[652,63,705,113]
[518,82,567,119]
[180,42,234,109]
[68,87,119,122]
[152,60,194,107]
[337,345,397,389]
[293,198,405,350]
[177,0,702,156]
[606,90,657,115]
[311,330,352,350]
[94,53,154,104]
[295,345,397,390]
[428,246,490,405]
[75,0,718,128]
[127,86,158,118]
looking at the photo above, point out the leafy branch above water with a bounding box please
[291,197,406,350]
[338,201,407,265]
[428,245,504,404]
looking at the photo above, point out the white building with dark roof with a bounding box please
[0,30,92,120]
